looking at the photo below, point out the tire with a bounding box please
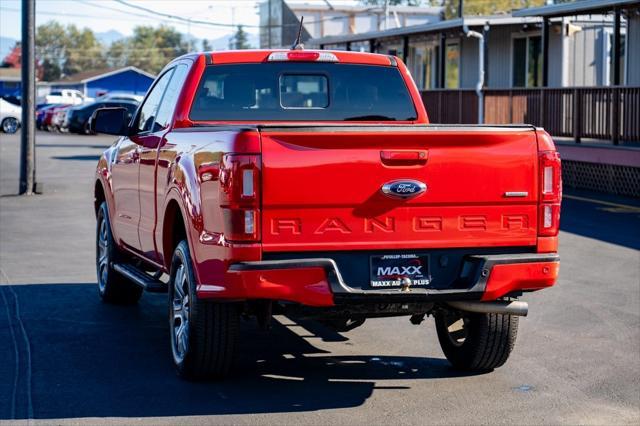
[83,121,94,135]
[435,309,518,371]
[169,240,239,380]
[96,202,143,304]
[1,117,19,134]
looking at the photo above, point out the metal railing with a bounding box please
[420,87,640,144]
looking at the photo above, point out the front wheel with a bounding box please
[83,121,94,135]
[1,117,19,134]
[169,240,239,380]
[96,202,143,304]
[435,309,518,371]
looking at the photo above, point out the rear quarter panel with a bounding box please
[154,129,261,287]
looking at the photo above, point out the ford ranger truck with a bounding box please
[91,49,561,380]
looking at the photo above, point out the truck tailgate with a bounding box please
[259,125,539,252]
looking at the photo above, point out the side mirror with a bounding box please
[90,107,130,136]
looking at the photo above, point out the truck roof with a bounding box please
[186,50,397,66]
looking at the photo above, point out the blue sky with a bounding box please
[0,0,264,41]
[0,0,362,42]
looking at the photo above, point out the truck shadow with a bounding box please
[561,190,640,250]
[0,283,480,420]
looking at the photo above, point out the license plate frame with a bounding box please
[369,253,431,288]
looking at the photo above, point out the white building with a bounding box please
[259,0,442,48]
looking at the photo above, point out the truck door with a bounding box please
[110,70,173,253]
[137,64,189,262]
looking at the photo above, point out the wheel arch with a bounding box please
[161,196,190,271]
[94,179,107,216]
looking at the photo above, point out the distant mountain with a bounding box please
[205,32,259,51]
[0,36,17,62]
[96,30,125,46]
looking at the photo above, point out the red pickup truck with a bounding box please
[92,49,561,380]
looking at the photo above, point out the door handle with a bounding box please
[380,150,428,164]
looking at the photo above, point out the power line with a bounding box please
[112,0,377,30]
[78,0,180,23]
[0,6,159,23]
[114,0,254,28]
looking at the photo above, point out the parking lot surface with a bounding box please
[0,131,639,425]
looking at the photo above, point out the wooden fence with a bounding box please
[420,87,640,144]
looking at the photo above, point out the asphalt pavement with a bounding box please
[0,131,639,425]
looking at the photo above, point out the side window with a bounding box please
[155,64,189,129]
[137,69,174,133]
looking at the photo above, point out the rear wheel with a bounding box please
[435,308,518,371]
[96,202,143,304]
[169,240,239,380]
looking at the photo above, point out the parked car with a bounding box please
[91,49,561,380]
[41,89,93,105]
[1,95,22,107]
[96,93,144,103]
[42,104,72,132]
[0,98,21,134]
[36,104,58,130]
[65,100,138,134]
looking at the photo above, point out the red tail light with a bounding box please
[538,151,562,236]
[220,154,261,242]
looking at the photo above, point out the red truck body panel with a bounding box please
[95,50,560,308]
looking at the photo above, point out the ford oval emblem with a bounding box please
[381,180,427,199]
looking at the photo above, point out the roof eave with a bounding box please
[513,0,640,18]
[309,16,542,46]
[81,66,156,83]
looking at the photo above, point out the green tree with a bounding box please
[107,25,188,74]
[63,24,104,76]
[35,21,106,80]
[202,38,212,51]
[230,25,251,50]
[40,58,61,82]
[106,39,129,69]
[36,21,68,80]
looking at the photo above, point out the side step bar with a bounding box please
[113,263,167,293]
[447,300,528,317]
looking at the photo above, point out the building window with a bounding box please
[603,28,627,85]
[378,40,404,59]
[323,43,349,51]
[407,42,439,90]
[512,35,542,87]
[445,41,459,89]
[351,40,370,52]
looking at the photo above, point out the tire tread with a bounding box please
[436,310,518,371]
[171,240,238,380]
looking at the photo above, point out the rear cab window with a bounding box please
[190,63,417,121]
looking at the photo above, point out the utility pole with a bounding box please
[267,0,272,49]
[20,0,37,195]
[187,18,192,51]
[384,0,389,31]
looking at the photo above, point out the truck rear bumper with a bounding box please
[217,253,559,307]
